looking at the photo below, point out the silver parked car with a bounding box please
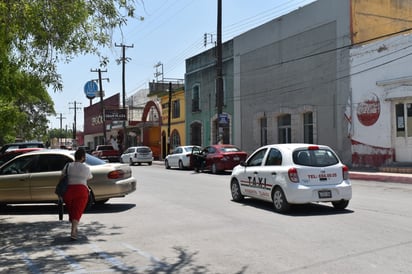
[165,145,201,170]
[0,149,136,205]
[120,146,153,166]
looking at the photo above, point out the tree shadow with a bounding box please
[0,218,249,273]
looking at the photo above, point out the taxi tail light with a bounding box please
[108,170,125,179]
[342,165,349,180]
[288,167,299,183]
[307,146,319,150]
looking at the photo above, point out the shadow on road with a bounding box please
[234,198,354,216]
[0,203,136,216]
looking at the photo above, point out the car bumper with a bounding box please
[284,181,352,204]
[94,177,137,200]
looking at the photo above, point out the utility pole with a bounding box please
[167,82,172,154]
[115,43,134,151]
[90,68,109,144]
[69,101,82,141]
[216,0,224,144]
[56,113,66,147]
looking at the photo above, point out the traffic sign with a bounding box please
[84,81,99,99]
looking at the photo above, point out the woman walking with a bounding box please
[63,148,93,240]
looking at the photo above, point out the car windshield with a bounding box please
[183,147,194,152]
[137,147,151,153]
[220,147,240,152]
[293,149,339,167]
[85,153,107,165]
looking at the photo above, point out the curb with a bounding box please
[350,172,412,184]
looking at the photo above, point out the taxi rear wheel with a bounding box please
[332,200,349,210]
[272,187,290,213]
[178,160,184,170]
[231,179,244,202]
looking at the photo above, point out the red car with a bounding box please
[192,144,247,174]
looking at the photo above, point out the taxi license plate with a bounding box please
[318,190,332,199]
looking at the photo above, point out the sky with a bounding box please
[48,0,316,130]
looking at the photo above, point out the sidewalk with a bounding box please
[349,170,412,184]
[154,160,412,184]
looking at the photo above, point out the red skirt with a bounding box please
[63,184,89,222]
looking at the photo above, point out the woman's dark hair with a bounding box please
[75,148,86,160]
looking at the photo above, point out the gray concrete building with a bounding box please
[233,0,352,163]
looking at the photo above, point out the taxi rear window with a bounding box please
[293,149,339,167]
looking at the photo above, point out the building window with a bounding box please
[303,112,313,143]
[395,103,412,137]
[192,85,200,112]
[171,130,181,148]
[172,100,180,118]
[278,114,291,143]
[190,122,202,146]
[260,116,267,146]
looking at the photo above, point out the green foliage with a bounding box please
[0,0,138,144]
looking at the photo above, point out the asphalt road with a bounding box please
[1,165,412,273]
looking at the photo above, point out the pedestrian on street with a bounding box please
[63,148,93,240]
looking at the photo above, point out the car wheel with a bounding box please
[148,162,152,166]
[129,158,134,166]
[178,160,184,170]
[165,160,171,169]
[272,187,290,213]
[332,200,349,210]
[211,163,218,174]
[231,179,244,202]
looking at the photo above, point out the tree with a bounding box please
[0,0,139,144]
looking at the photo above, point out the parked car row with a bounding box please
[165,144,248,174]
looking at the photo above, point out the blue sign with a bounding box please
[218,113,229,124]
[84,81,98,99]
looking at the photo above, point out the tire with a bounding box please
[332,200,349,210]
[129,158,134,166]
[178,160,184,170]
[165,160,171,169]
[272,187,290,213]
[231,179,244,202]
[148,162,152,166]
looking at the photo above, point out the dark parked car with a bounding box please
[0,142,45,156]
[0,148,44,166]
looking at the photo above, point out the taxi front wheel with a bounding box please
[272,187,290,213]
[231,179,244,202]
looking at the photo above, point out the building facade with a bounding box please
[159,87,186,159]
[350,33,412,166]
[185,40,234,147]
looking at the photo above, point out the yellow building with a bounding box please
[351,0,412,44]
[160,87,186,159]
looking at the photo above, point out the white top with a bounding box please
[64,162,93,186]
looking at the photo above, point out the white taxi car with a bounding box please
[230,143,352,213]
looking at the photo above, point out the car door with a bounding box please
[235,148,268,199]
[30,154,71,202]
[0,155,36,203]
[256,148,284,202]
